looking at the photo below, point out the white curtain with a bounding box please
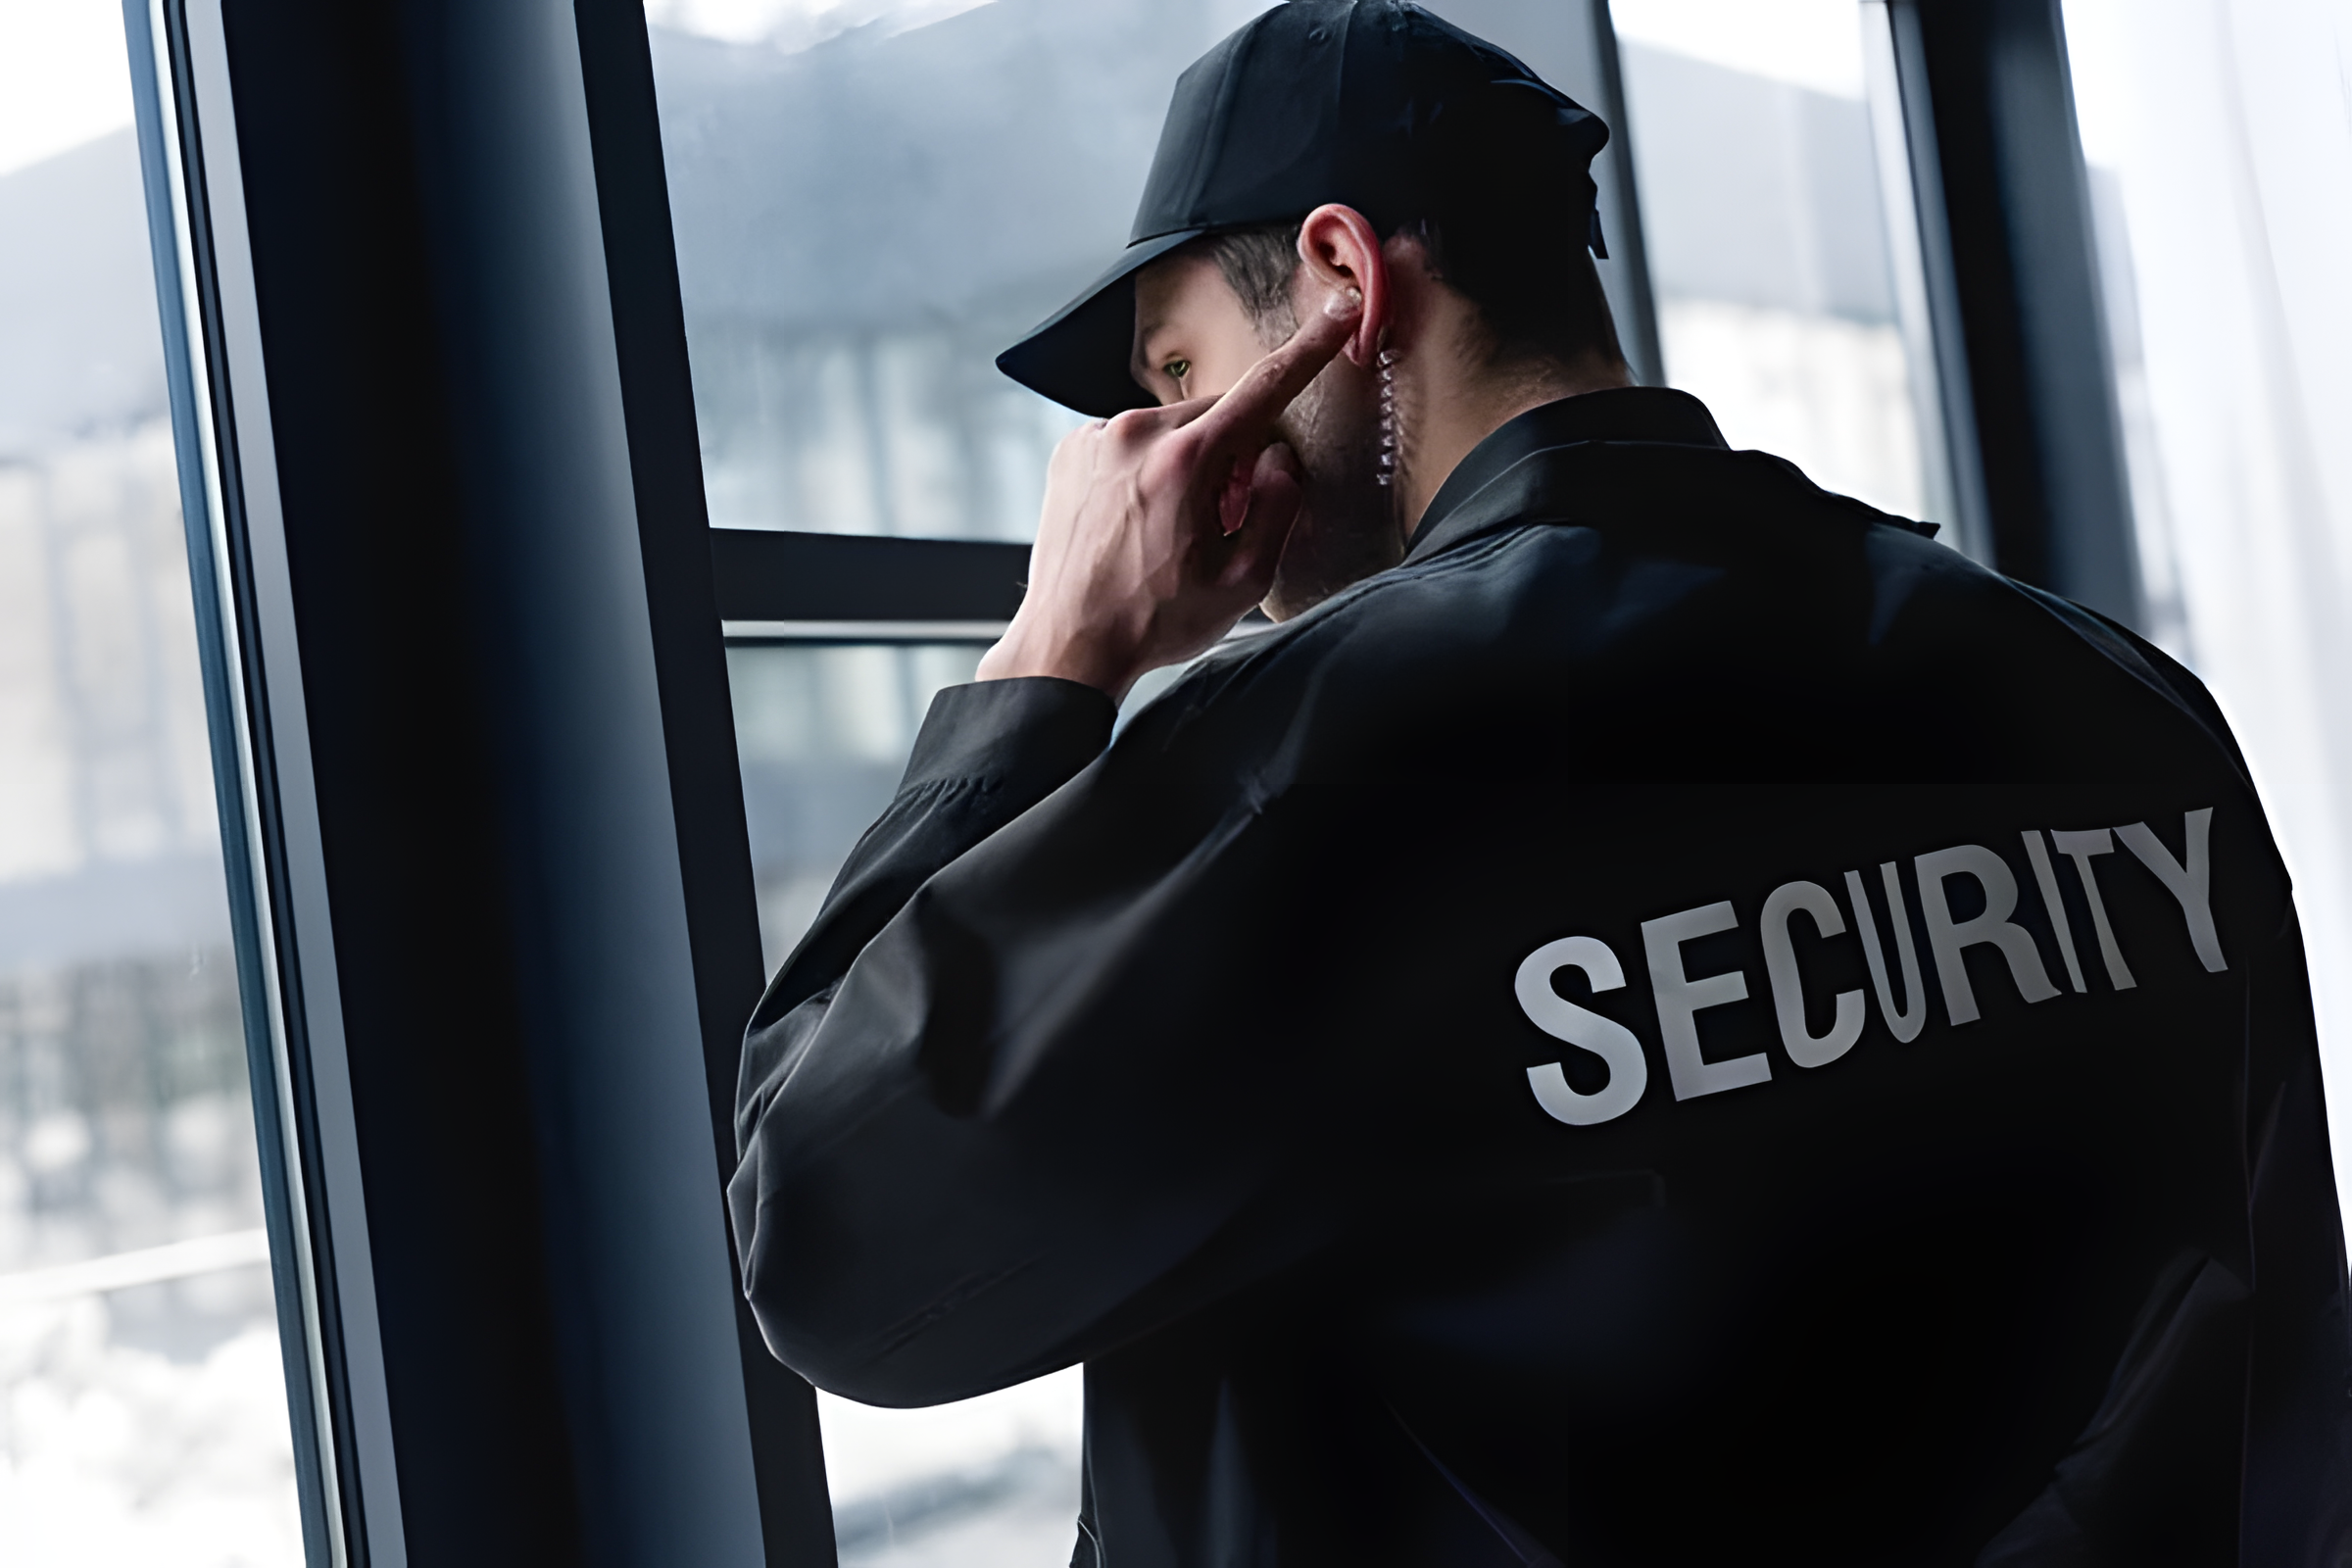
[2064,0,2352,1204]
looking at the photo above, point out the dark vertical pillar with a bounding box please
[141,0,791,1559]
[1585,0,1666,388]
[204,5,590,1555]
[570,3,838,1562]
[1890,0,2142,625]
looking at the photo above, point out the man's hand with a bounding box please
[977,291,1362,701]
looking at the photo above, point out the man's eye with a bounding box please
[1163,358,1191,382]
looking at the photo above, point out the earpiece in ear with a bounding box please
[1376,342,1397,489]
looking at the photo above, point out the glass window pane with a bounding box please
[730,640,988,971]
[655,0,1268,540]
[652,0,1634,544]
[818,1368,1085,1565]
[728,636,1090,1562]
[2058,0,2352,1202]
[688,4,1655,1553]
[0,6,300,1558]
[1611,0,1937,522]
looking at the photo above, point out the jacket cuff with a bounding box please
[900,676,1117,799]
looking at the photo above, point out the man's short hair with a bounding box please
[1204,204,1625,373]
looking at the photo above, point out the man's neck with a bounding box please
[1399,351,1634,537]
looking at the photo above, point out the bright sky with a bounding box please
[0,0,135,179]
[648,0,996,49]
[1609,0,1868,98]
[0,0,1874,175]
[2052,0,2129,166]
[0,0,1002,173]
[663,0,1877,87]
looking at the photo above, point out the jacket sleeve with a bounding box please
[732,675,1119,1059]
[727,661,1362,1405]
[2238,902,2352,1559]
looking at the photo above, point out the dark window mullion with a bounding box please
[709,529,1030,624]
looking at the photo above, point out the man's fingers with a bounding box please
[1251,436,1304,494]
[1188,292,1360,455]
[1219,441,1305,594]
[1217,454,1253,536]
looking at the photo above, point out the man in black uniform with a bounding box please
[729,4,2352,1562]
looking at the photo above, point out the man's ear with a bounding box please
[1296,204,1387,368]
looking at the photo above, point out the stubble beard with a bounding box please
[1261,368,1406,621]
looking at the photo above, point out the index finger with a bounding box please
[1184,292,1360,455]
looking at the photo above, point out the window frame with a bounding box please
[127,1,2140,1562]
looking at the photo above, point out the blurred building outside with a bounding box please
[663,0,2017,1558]
[2060,0,2352,1212]
[681,0,2352,1557]
[0,0,2343,1564]
[0,88,302,1568]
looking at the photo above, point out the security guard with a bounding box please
[729,4,2352,1562]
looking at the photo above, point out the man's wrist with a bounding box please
[976,618,1136,698]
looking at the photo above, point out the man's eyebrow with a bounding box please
[1131,317,1176,376]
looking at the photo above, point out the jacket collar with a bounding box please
[1403,387,1729,565]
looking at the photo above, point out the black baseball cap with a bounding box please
[995,0,1611,417]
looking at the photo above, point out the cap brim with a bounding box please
[996,228,1205,418]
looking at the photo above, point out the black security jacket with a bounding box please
[731,390,2352,1566]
